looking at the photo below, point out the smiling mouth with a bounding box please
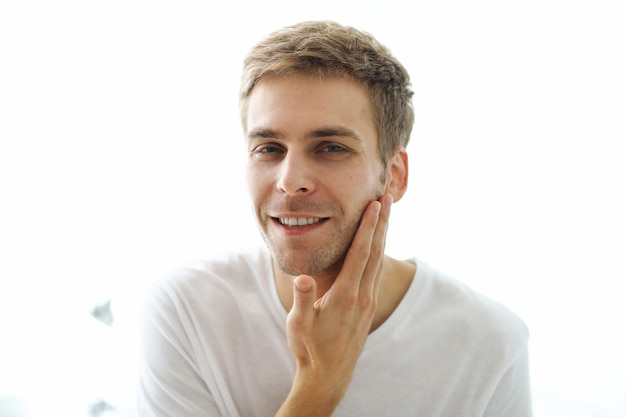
[276,217,328,227]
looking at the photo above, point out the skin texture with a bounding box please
[244,74,414,416]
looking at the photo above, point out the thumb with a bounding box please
[286,276,317,361]
[291,275,317,316]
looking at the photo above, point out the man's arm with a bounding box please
[137,281,226,417]
[276,194,393,417]
[484,346,533,417]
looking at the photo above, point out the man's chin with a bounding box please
[273,255,317,277]
[260,229,352,278]
[272,250,345,279]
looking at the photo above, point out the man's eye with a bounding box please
[322,144,346,153]
[254,145,284,154]
[260,145,282,153]
[250,144,284,160]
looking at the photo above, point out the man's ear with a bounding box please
[384,147,409,203]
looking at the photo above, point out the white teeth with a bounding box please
[279,217,321,227]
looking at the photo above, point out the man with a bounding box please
[138,21,532,416]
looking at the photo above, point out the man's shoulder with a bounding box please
[416,261,529,351]
[148,245,272,302]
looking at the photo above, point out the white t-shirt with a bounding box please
[138,246,532,417]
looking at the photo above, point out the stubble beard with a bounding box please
[264,211,358,279]
[259,184,385,280]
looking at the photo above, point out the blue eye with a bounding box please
[323,144,346,153]
[249,143,285,161]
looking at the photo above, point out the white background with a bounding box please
[1,1,624,416]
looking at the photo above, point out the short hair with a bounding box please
[239,20,414,164]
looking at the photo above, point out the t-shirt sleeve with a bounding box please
[483,344,533,417]
[136,280,223,417]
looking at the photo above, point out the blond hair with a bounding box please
[240,21,414,163]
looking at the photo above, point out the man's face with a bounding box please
[245,75,388,278]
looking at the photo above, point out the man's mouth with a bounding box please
[276,217,327,227]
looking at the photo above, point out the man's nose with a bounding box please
[276,152,315,195]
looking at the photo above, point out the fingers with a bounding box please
[360,194,392,296]
[333,200,381,293]
[332,193,392,300]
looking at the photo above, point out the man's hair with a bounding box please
[239,20,414,164]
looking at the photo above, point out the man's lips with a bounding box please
[270,216,330,228]
[277,217,325,226]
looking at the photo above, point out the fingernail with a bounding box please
[295,279,313,292]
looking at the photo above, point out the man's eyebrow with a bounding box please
[246,126,362,142]
[247,128,281,140]
[307,127,362,142]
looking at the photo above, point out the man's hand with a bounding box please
[276,194,393,417]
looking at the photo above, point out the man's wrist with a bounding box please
[275,371,346,417]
